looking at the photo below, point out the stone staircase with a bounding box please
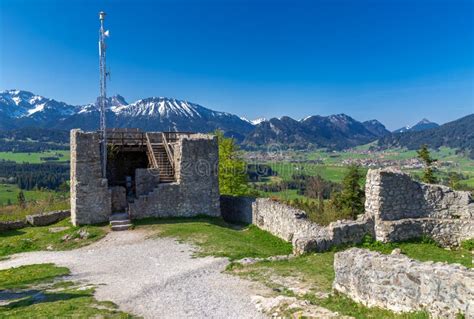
[148,142,175,183]
[109,212,132,231]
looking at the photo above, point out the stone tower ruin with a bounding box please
[70,129,220,226]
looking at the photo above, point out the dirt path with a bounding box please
[0,230,267,318]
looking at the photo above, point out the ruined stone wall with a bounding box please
[333,248,474,318]
[365,168,474,246]
[70,129,111,226]
[251,198,323,242]
[129,134,220,219]
[135,168,159,196]
[220,196,373,254]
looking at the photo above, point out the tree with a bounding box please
[448,172,461,190]
[17,190,26,208]
[216,130,249,196]
[330,165,365,219]
[417,144,437,184]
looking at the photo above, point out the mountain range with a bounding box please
[393,118,440,133]
[0,90,391,149]
[378,114,474,158]
[1,90,471,154]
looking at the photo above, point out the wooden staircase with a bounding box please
[146,133,175,183]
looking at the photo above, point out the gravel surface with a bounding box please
[0,230,268,318]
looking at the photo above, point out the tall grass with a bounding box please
[0,195,69,222]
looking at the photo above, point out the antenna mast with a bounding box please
[98,11,108,178]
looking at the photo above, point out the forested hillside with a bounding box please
[378,114,474,158]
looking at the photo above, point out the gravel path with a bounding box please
[0,230,267,319]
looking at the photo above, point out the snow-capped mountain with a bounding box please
[0,90,254,136]
[0,90,76,128]
[393,118,439,133]
[251,117,267,125]
[0,90,394,150]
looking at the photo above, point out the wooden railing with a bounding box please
[161,133,175,170]
[145,133,159,169]
[107,131,147,146]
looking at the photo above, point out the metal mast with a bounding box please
[98,11,109,178]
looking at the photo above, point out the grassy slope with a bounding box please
[0,197,69,222]
[268,162,356,183]
[0,150,70,163]
[0,263,132,318]
[359,236,472,268]
[0,184,66,207]
[135,217,293,260]
[0,218,107,258]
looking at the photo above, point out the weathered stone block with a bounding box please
[0,220,27,232]
[334,248,474,318]
[26,210,70,226]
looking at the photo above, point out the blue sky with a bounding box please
[1,0,473,130]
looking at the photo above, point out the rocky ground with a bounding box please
[0,230,270,318]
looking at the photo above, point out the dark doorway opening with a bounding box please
[107,148,149,195]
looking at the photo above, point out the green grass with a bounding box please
[0,263,133,318]
[0,197,69,222]
[0,184,66,207]
[229,251,336,292]
[308,294,428,319]
[268,163,365,184]
[135,217,293,260]
[0,218,107,258]
[0,150,69,163]
[257,188,315,202]
[358,236,472,268]
[0,263,69,290]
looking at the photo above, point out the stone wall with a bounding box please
[0,220,27,232]
[294,217,374,254]
[0,210,71,231]
[365,168,474,246]
[129,134,220,219]
[26,210,70,226]
[333,248,474,318]
[70,129,111,226]
[110,186,127,213]
[220,196,373,254]
[135,168,159,196]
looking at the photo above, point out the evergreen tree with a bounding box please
[17,190,26,208]
[417,144,437,183]
[331,165,365,219]
[448,172,461,190]
[215,130,249,196]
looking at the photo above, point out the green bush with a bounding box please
[461,239,474,251]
